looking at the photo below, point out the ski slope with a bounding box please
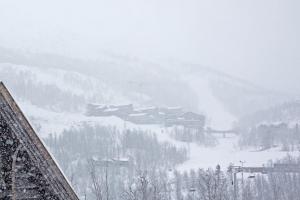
[2,60,298,171]
[19,101,300,171]
[177,134,300,171]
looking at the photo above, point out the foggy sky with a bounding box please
[0,0,299,94]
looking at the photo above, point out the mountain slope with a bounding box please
[0,63,130,112]
[0,47,293,130]
[0,47,298,171]
[238,100,300,129]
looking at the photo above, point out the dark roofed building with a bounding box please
[127,113,156,124]
[86,104,108,116]
[0,82,79,200]
[160,107,183,116]
[86,103,205,129]
[180,112,205,121]
[86,103,133,118]
[165,111,205,129]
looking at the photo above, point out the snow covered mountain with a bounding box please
[0,47,291,130]
[159,62,291,129]
[0,62,130,111]
[0,47,297,171]
[238,100,300,130]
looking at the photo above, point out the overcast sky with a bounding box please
[0,0,299,93]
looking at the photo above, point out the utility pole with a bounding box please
[189,187,196,200]
[229,165,241,200]
[240,161,246,200]
[228,165,238,200]
[240,161,245,185]
[230,163,300,200]
[233,171,237,200]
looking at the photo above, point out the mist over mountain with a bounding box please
[1,1,300,200]
[0,47,294,129]
[1,0,300,95]
[238,100,300,130]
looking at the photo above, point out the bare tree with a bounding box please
[88,159,103,200]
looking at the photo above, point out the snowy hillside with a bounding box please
[238,100,300,129]
[0,47,291,127]
[180,73,236,129]
[0,63,131,111]
[18,100,298,171]
[0,48,297,172]
[163,62,291,126]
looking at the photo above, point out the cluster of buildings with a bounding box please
[86,103,205,129]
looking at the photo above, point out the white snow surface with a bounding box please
[18,101,128,137]
[3,62,298,171]
[183,74,236,130]
[0,63,130,104]
[177,134,300,171]
[19,101,300,171]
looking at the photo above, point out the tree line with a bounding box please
[239,123,300,151]
[44,124,300,200]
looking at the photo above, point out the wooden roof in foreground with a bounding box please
[0,82,79,199]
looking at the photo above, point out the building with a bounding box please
[0,82,79,200]
[127,113,157,124]
[160,107,183,117]
[165,111,205,129]
[86,103,205,129]
[180,112,205,121]
[86,103,133,118]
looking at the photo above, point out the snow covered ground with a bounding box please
[19,101,128,137]
[3,61,298,172]
[177,134,300,171]
[183,74,236,130]
[0,63,131,105]
[19,101,300,171]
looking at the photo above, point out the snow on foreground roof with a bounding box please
[0,82,79,200]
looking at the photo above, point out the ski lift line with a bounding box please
[229,165,300,174]
[230,164,300,200]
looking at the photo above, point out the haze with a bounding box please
[0,0,299,93]
[2,2,300,199]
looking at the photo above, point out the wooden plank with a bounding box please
[0,82,79,200]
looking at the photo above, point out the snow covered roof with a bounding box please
[104,107,119,112]
[0,82,79,200]
[96,104,107,109]
[135,106,157,111]
[166,106,182,110]
[128,113,148,117]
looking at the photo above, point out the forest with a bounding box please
[239,123,300,151]
[44,124,300,200]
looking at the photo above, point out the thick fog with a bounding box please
[0,0,299,93]
[2,1,300,200]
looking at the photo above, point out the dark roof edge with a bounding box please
[0,82,79,200]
